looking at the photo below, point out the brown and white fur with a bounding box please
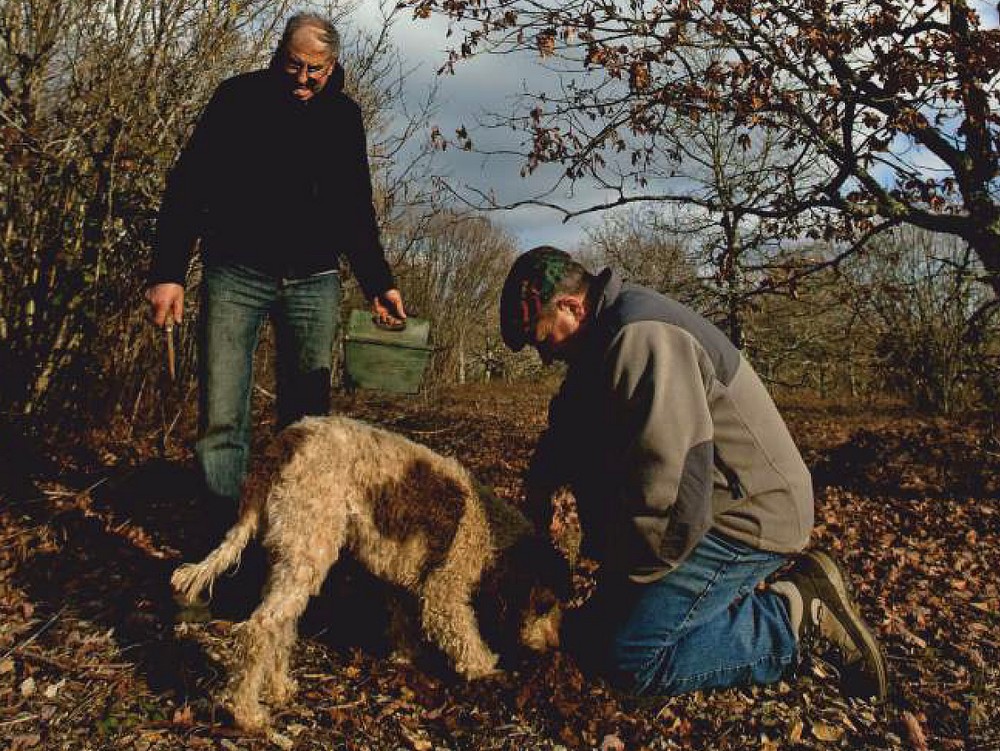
[171,415,563,732]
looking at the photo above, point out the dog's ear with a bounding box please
[475,479,535,551]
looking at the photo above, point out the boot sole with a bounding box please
[801,551,889,701]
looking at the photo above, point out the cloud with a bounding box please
[349,5,612,252]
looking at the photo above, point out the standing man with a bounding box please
[500,246,888,700]
[146,13,405,527]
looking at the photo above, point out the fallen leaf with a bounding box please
[10,734,41,751]
[811,721,845,742]
[399,723,433,751]
[171,704,194,726]
[20,676,36,697]
[43,678,66,699]
[902,711,929,751]
[788,718,803,743]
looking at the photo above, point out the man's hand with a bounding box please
[146,283,185,328]
[372,288,407,328]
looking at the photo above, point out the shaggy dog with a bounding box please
[171,415,565,732]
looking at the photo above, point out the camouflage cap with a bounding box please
[499,246,575,351]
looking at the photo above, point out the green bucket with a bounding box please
[343,310,433,394]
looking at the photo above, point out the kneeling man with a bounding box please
[499,246,888,700]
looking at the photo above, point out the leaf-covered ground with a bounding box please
[1,384,998,750]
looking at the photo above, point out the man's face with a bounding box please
[531,297,584,365]
[282,28,335,102]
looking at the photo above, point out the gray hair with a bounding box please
[274,13,341,62]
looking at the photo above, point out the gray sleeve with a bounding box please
[605,321,716,560]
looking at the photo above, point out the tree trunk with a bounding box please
[966,223,1000,299]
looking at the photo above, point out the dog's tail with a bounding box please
[172,425,311,603]
[171,483,266,605]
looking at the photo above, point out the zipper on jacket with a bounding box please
[714,450,744,500]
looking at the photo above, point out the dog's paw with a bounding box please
[171,564,210,605]
[459,652,501,680]
[225,696,271,734]
[466,665,504,681]
[263,675,297,706]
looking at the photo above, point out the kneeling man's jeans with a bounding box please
[591,532,797,695]
[197,263,341,504]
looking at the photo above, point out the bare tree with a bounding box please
[744,257,873,400]
[581,204,701,299]
[841,228,999,413]
[662,99,832,348]
[394,210,518,384]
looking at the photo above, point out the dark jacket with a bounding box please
[527,269,813,582]
[149,66,395,298]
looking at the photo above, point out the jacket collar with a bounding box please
[326,62,346,95]
[590,267,620,323]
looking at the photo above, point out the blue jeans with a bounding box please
[196,263,341,503]
[573,532,797,695]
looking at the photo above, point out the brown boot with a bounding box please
[773,550,889,701]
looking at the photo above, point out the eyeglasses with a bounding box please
[283,57,332,78]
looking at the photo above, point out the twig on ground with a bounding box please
[41,477,109,500]
[253,385,276,401]
[402,427,457,436]
[0,606,66,663]
[0,714,38,728]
